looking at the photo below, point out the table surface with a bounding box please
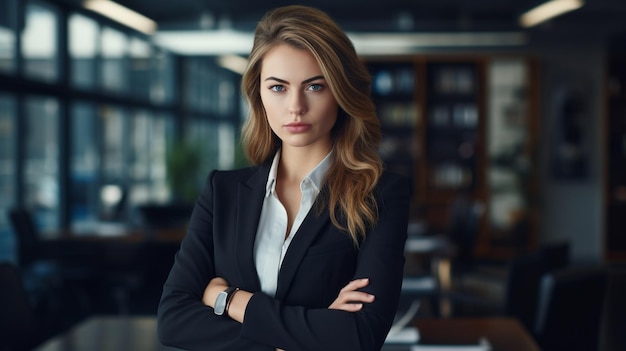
[34,316,539,351]
[33,316,181,351]
[414,318,540,351]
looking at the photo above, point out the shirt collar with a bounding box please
[264,149,333,197]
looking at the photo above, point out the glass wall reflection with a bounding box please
[70,14,99,89]
[24,95,60,233]
[0,1,16,73]
[23,1,59,83]
[0,94,16,261]
[71,101,100,226]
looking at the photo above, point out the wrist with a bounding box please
[204,277,229,307]
[214,286,239,316]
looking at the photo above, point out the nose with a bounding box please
[288,91,307,116]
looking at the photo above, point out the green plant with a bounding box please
[165,140,202,203]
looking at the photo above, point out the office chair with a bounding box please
[446,194,483,273]
[0,262,39,350]
[537,240,570,274]
[446,249,543,322]
[8,207,62,310]
[534,266,608,351]
[8,208,45,269]
[501,251,543,332]
[8,207,93,316]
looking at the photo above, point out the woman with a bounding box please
[157,5,410,351]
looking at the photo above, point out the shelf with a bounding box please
[367,55,538,260]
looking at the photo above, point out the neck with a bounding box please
[279,145,330,183]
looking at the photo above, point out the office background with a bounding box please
[2,0,625,264]
[0,0,625,350]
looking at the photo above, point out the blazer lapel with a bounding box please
[234,164,270,292]
[275,200,331,299]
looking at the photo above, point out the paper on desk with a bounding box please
[411,337,492,351]
[385,299,421,344]
[385,327,420,344]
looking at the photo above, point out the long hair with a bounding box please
[241,5,383,245]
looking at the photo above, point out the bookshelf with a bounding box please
[367,55,539,259]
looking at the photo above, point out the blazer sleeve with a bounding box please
[157,171,265,351]
[240,172,410,351]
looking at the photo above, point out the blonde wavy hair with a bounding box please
[241,5,383,245]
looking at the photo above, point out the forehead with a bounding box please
[260,44,323,80]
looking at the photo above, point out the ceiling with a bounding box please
[59,0,626,33]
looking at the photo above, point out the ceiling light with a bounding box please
[519,0,584,28]
[154,30,527,56]
[83,0,157,35]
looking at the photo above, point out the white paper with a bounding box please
[411,337,492,351]
[385,327,420,344]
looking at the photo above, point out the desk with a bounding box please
[35,316,538,351]
[33,316,181,351]
[414,318,539,351]
[39,227,182,315]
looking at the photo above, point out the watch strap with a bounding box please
[224,287,240,315]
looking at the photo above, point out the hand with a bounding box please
[203,277,229,308]
[328,278,375,312]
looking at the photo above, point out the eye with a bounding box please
[269,85,285,92]
[307,83,324,92]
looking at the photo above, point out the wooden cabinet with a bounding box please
[367,55,539,259]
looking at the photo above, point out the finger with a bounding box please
[333,303,364,312]
[329,299,361,311]
[340,291,375,304]
[331,291,375,309]
[340,278,369,292]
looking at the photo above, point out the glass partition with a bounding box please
[0,94,16,262]
[24,95,60,233]
[129,37,152,100]
[100,27,127,93]
[69,13,99,89]
[151,49,176,104]
[71,101,100,226]
[0,0,16,73]
[23,1,59,82]
[99,105,128,221]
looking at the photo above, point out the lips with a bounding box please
[285,123,311,133]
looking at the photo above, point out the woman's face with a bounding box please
[259,44,338,153]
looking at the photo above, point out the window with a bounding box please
[151,49,175,103]
[22,1,59,82]
[0,94,16,262]
[24,95,60,233]
[71,101,100,226]
[129,37,152,100]
[69,13,99,89]
[100,105,128,221]
[128,110,174,206]
[100,27,127,93]
[0,0,16,73]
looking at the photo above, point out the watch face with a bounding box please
[214,291,228,315]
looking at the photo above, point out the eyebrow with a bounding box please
[264,75,325,85]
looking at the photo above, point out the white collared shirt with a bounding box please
[253,150,332,296]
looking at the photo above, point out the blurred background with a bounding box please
[0,0,625,350]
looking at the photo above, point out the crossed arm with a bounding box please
[203,277,374,351]
[204,276,374,322]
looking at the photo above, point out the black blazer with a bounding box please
[157,162,410,351]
